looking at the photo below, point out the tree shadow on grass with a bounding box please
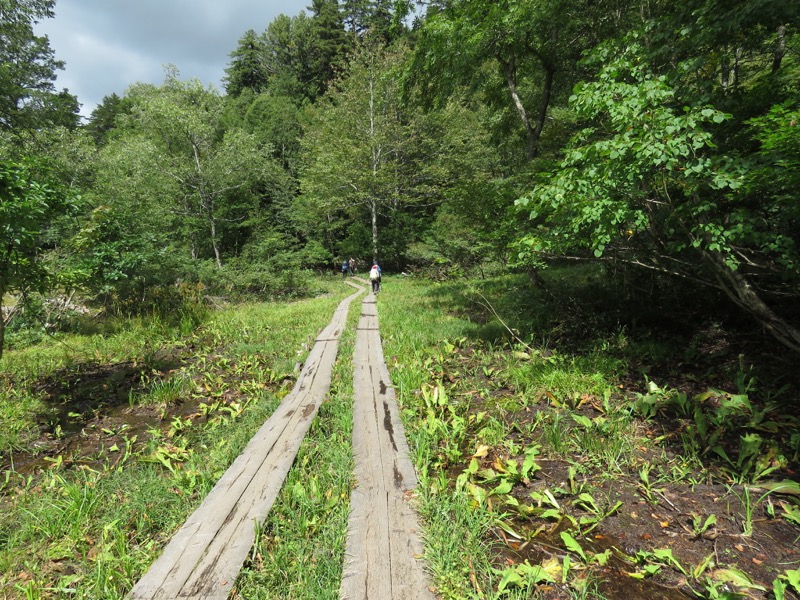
[1,351,184,473]
[424,268,800,483]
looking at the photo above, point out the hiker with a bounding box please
[348,257,356,275]
[369,263,382,294]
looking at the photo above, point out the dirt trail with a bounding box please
[129,280,434,599]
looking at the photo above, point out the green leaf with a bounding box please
[652,548,687,574]
[491,479,513,496]
[773,577,787,600]
[576,493,600,513]
[756,480,800,496]
[560,531,587,561]
[521,446,541,478]
[497,568,524,593]
[786,568,800,592]
[711,568,766,591]
[572,414,593,428]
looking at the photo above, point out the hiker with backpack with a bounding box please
[369,263,382,294]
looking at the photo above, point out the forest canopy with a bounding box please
[1,0,799,354]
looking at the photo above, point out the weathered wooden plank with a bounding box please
[340,293,435,600]
[129,285,365,600]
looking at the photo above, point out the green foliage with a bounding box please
[223,29,269,97]
[516,41,800,351]
[67,73,295,309]
[0,158,76,357]
[0,0,79,133]
[224,2,351,103]
[85,93,134,146]
[518,45,737,260]
[408,0,632,159]
[299,38,415,264]
[0,286,347,597]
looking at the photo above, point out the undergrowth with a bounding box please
[0,278,347,599]
[380,270,800,600]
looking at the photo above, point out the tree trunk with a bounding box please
[772,24,786,72]
[0,280,7,358]
[500,53,536,159]
[210,217,222,269]
[0,266,7,360]
[370,198,378,263]
[526,267,554,299]
[532,65,555,158]
[368,62,380,264]
[0,302,5,361]
[721,53,730,90]
[499,48,555,160]
[704,250,800,354]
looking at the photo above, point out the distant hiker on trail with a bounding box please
[348,257,356,275]
[341,259,349,278]
[369,263,382,294]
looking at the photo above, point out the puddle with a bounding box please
[2,356,186,475]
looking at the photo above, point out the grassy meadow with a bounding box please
[0,279,349,599]
[378,271,800,600]
[1,269,799,599]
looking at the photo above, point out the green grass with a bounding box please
[379,273,800,598]
[3,271,798,599]
[380,278,507,598]
[233,290,360,599]
[0,278,350,599]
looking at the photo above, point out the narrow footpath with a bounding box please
[340,284,435,600]
[129,280,433,599]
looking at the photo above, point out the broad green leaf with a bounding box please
[773,577,787,600]
[491,479,514,496]
[560,531,587,561]
[572,414,593,428]
[756,480,800,496]
[786,569,800,592]
[711,569,766,591]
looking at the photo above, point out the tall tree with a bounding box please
[77,70,287,304]
[409,0,635,160]
[224,29,269,98]
[259,13,319,102]
[299,39,410,263]
[341,0,401,41]
[85,93,133,146]
[517,43,800,352]
[308,0,349,92]
[0,0,79,134]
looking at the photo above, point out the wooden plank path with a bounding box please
[340,290,435,600]
[129,282,365,600]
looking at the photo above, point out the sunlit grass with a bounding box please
[380,277,506,598]
[0,278,352,599]
[233,291,360,599]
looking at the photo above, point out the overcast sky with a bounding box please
[34,0,310,120]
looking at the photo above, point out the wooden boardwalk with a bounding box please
[129,280,434,599]
[340,292,435,599]
[129,282,364,599]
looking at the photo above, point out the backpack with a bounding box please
[369,267,379,280]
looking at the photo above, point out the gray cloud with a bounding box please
[34,0,309,118]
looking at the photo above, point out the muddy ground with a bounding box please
[2,316,799,599]
[439,315,800,599]
[1,346,290,476]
